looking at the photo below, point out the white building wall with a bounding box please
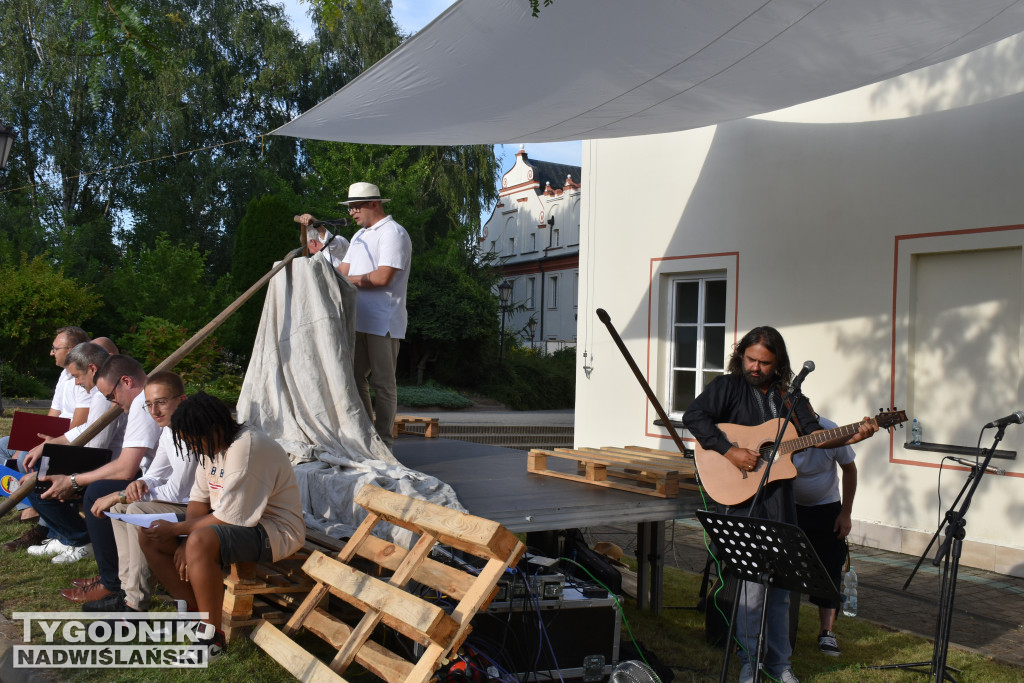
[576,33,1024,576]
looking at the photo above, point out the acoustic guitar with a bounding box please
[693,409,908,505]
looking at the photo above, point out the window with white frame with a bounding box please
[526,277,536,309]
[508,237,515,256]
[529,233,536,252]
[669,276,727,415]
[548,275,559,309]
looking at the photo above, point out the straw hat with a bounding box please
[339,182,391,205]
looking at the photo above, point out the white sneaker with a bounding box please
[27,538,71,557]
[51,543,93,564]
[777,669,800,683]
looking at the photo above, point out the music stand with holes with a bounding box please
[697,509,839,683]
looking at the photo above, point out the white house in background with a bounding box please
[575,33,1024,577]
[481,147,580,353]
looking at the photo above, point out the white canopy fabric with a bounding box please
[273,0,1024,145]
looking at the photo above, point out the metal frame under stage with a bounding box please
[392,436,703,613]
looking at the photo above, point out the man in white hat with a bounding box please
[301,182,412,448]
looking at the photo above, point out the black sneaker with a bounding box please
[818,630,841,656]
[82,590,131,613]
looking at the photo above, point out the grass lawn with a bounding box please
[1,413,1022,682]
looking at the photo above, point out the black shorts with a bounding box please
[796,501,848,610]
[211,523,273,566]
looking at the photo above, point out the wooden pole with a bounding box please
[595,308,691,456]
[0,246,304,518]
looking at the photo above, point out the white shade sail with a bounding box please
[274,0,1024,145]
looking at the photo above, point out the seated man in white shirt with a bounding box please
[68,371,198,612]
[23,355,160,567]
[1,326,91,550]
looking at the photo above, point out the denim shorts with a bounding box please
[211,523,273,566]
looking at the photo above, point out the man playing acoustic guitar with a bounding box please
[683,326,877,683]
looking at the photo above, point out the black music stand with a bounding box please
[697,510,839,683]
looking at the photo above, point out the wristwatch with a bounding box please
[119,491,128,505]
[70,473,82,493]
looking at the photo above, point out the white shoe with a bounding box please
[51,543,93,564]
[777,669,800,683]
[27,538,71,557]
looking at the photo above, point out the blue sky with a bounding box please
[278,0,583,174]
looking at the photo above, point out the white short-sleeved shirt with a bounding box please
[139,427,199,504]
[317,228,350,268]
[190,427,304,561]
[791,417,856,507]
[64,387,127,453]
[121,391,161,473]
[51,369,91,417]
[341,216,412,338]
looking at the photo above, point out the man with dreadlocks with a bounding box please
[138,392,304,660]
[683,326,876,683]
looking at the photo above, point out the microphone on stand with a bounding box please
[984,410,1024,429]
[948,456,1005,476]
[789,360,815,393]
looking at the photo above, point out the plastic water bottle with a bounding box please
[842,566,858,617]
[911,419,922,446]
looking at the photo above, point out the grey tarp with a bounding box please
[236,252,464,545]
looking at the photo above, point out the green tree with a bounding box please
[406,228,503,385]
[0,255,102,372]
[93,234,233,340]
[225,192,305,356]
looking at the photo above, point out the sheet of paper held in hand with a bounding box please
[104,512,179,527]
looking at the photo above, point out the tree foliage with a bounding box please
[226,192,304,355]
[0,0,516,396]
[94,234,234,338]
[0,254,103,371]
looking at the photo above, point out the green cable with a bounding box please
[557,556,656,675]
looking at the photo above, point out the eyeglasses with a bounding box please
[347,202,371,213]
[104,376,127,403]
[144,396,181,412]
[51,345,72,352]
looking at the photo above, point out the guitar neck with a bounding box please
[781,420,870,454]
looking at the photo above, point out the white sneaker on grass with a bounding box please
[27,538,70,557]
[52,543,93,564]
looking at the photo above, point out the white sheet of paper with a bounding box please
[105,511,178,528]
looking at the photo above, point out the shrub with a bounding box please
[119,316,222,386]
[396,383,473,410]
[480,346,576,410]
[0,364,52,400]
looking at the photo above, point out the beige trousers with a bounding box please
[110,500,186,610]
[353,332,401,447]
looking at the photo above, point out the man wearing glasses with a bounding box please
[21,355,159,565]
[301,182,412,448]
[0,326,92,551]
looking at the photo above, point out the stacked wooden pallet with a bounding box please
[527,445,698,498]
[251,484,526,683]
[222,529,346,641]
[393,414,440,438]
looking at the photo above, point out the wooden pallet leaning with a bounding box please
[251,484,526,683]
[393,414,440,438]
[222,529,348,641]
[527,446,697,497]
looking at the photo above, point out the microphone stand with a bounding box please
[875,425,1008,682]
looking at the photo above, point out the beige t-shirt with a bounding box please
[190,427,304,560]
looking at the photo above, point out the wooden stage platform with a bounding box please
[392,435,704,613]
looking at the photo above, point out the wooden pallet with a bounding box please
[222,529,347,641]
[527,445,698,498]
[251,485,525,683]
[393,415,440,438]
